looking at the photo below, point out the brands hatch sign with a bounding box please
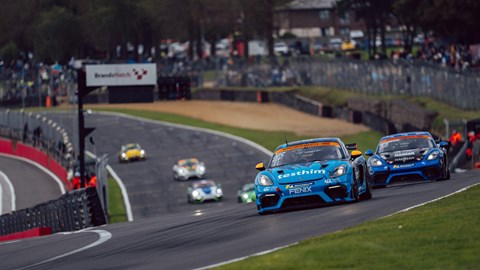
[85,64,157,87]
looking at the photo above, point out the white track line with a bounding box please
[19,229,112,269]
[196,182,480,269]
[95,111,274,156]
[0,153,66,194]
[393,182,480,215]
[89,110,275,222]
[194,242,299,270]
[0,170,16,213]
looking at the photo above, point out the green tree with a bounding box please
[34,6,83,63]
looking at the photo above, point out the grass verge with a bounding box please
[89,107,381,152]
[215,184,480,270]
[107,176,128,223]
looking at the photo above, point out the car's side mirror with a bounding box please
[439,141,449,149]
[351,150,362,159]
[255,163,265,171]
[365,149,373,156]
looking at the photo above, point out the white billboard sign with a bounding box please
[86,63,157,87]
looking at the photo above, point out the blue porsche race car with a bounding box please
[365,131,450,187]
[254,138,373,215]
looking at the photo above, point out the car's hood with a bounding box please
[379,148,429,163]
[125,149,142,157]
[270,160,341,184]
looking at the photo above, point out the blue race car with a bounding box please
[254,138,373,215]
[365,131,450,187]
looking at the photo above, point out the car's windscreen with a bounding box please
[179,159,198,166]
[270,142,345,168]
[377,136,434,154]
[125,144,140,151]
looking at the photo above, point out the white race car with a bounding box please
[173,158,206,180]
[187,180,223,203]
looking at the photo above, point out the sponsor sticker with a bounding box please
[285,182,313,189]
[275,142,340,154]
[278,169,326,179]
[393,163,415,169]
[288,186,312,195]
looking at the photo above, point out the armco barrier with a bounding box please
[0,187,106,237]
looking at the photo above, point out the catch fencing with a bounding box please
[217,57,480,111]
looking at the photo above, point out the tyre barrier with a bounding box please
[0,187,106,237]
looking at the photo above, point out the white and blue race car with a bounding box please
[254,138,372,215]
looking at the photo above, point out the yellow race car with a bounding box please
[119,143,147,163]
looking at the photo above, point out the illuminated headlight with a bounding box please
[258,175,273,186]
[196,165,206,174]
[242,193,249,199]
[370,158,383,166]
[427,151,439,160]
[178,168,188,176]
[140,150,145,156]
[192,190,200,198]
[216,188,223,195]
[121,153,127,158]
[331,165,347,178]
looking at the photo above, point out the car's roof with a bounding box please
[192,180,215,188]
[274,137,343,152]
[178,158,199,164]
[380,131,433,141]
[122,143,140,148]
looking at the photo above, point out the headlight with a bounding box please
[121,153,126,158]
[192,190,200,197]
[178,168,188,175]
[196,165,206,174]
[140,150,145,156]
[258,175,273,186]
[370,158,383,166]
[216,188,223,194]
[242,193,249,199]
[427,151,439,160]
[331,165,347,178]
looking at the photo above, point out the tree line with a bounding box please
[0,0,479,65]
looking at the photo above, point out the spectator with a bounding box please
[88,173,97,188]
[72,172,81,189]
[448,130,462,147]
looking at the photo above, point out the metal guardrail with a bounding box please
[0,187,106,235]
[217,57,480,110]
[0,109,75,171]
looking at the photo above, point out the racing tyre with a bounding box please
[360,179,373,200]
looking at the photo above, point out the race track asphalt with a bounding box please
[1,111,478,270]
[0,155,63,213]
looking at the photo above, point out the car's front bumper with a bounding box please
[369,159,444,186]
[255,178,354,214]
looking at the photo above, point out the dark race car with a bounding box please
[254,138,373,215]
[365,131,450,187]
